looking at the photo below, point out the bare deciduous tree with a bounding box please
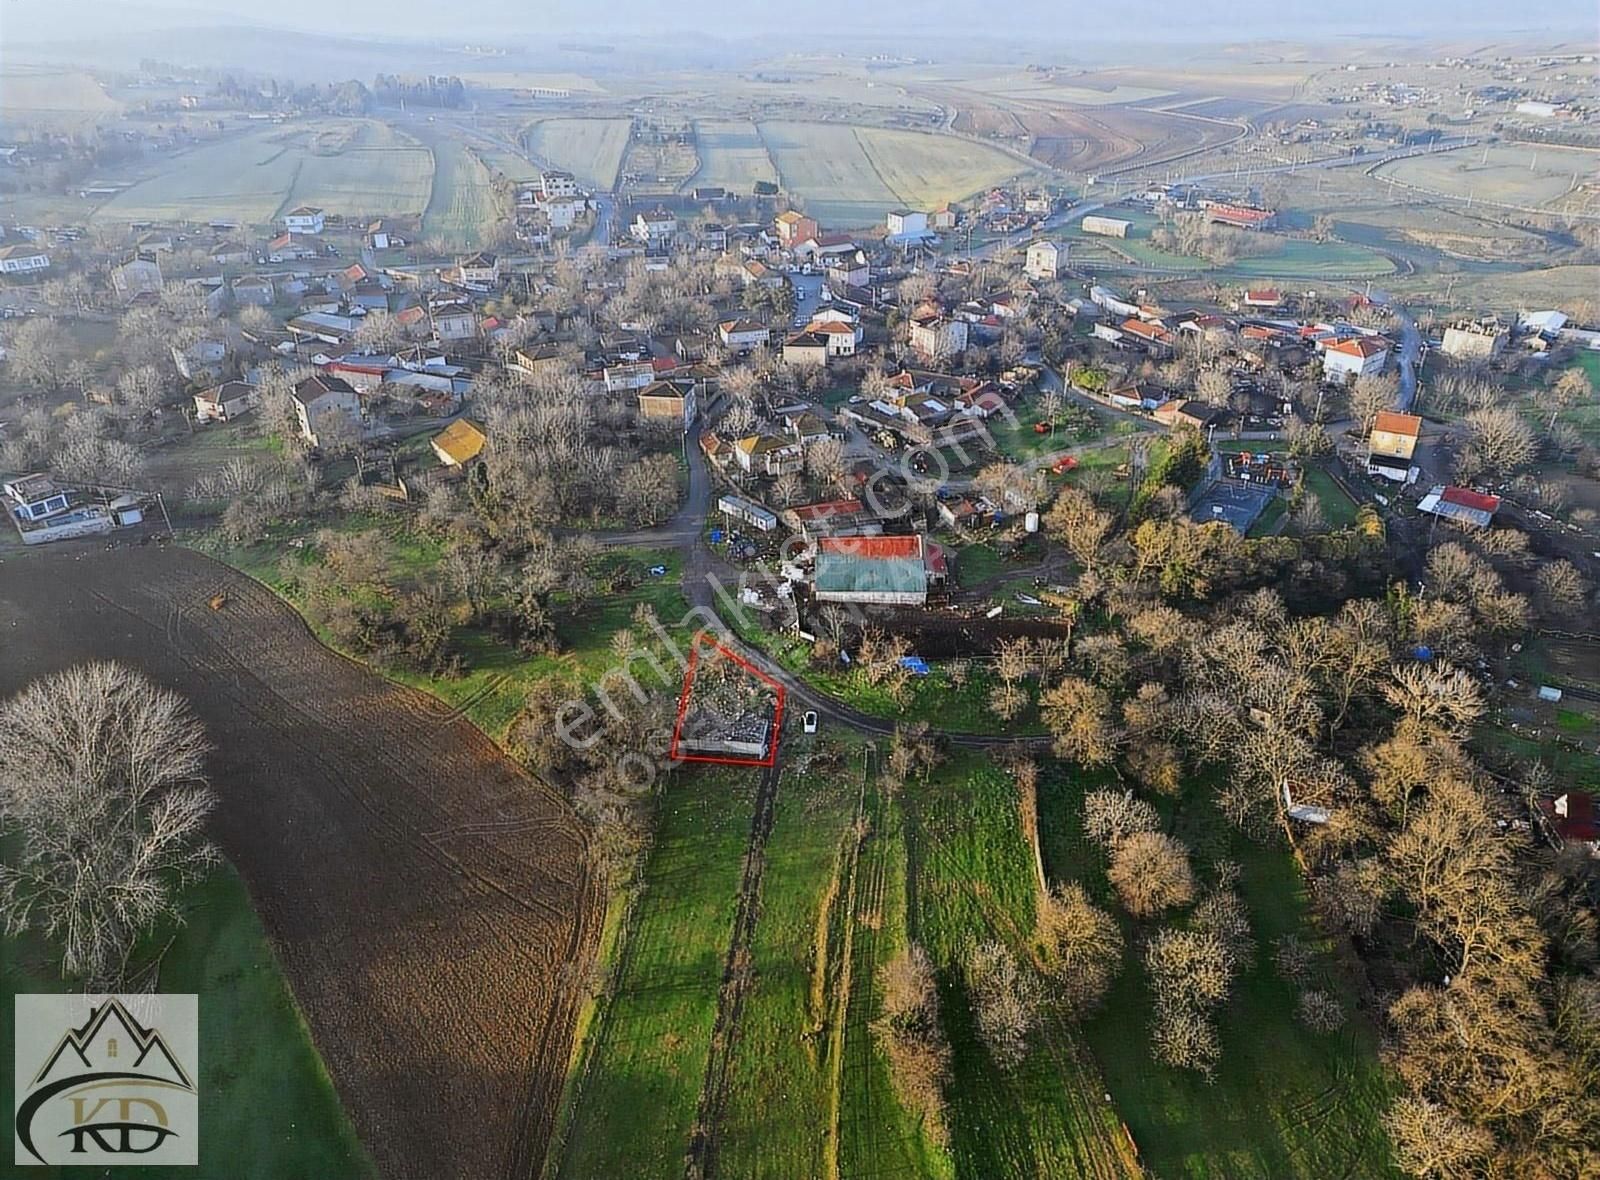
[1108,832,1196,919]
[1035,883,1124,1016]
[1382,1096,1496,1180]
[964,940,1040,1070]
[1458,407,1536,478]
[0,663,218,985]
[1041,675,1121,766]
[1082,789,1160,849]
[872,944,952,1146]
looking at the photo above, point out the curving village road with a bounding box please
[601,437,1054,750]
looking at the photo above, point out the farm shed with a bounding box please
[431,420,487,468]
[1418,486,1500,529]
[1081,215,1131,238]
[718,494,779,533]
[812,535,945,606]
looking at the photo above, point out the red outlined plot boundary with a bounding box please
[669,632,786,767]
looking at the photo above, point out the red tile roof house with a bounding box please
[1418,486,1501,529]
[1120,318,1176,353]
[781,498,875,543]
[1535,792,1599,852]
[1204,203,1276,230]
[1321,335,1391,384]
[1243,288,1284,309]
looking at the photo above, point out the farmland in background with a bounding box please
[524,117,632,190]
[0,65,121,128]
[284,121,434,222]
[1063,207,1394,278]
[1376,142,1596,212]
[93,119,433,228]
[1037,765,1398,1179]
[417,131,498,247]
[758,121,1038,227]
[1023,106,1240,175]
[690,120,779,192]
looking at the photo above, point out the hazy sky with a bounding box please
[9,0,1599,43]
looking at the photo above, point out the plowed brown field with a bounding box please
[1024,106,1238,174]
[0,544,601,1180]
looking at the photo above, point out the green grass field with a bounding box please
[690,119,779,192]
[840,782,957,1179]
[0,862,372,1180]
[903,755,1139,1179]
[1066,208,1393,278]
[419,135,498,247]
[287,121,433,220]
[1299,463,1360,528]
[715,765,861,1178]
[93,120,432,228]
[1037,766,1397,1179]
[554,765,760,1179]
[758,121,1036,227]
[524,118,632,191]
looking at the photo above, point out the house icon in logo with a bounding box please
[14,994,199,1167]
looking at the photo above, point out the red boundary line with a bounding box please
[669,632,786,767]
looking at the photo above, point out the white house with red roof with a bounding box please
[1321,335,1390,383]
[1418,485,1500,529]
[1242,288,1284,309]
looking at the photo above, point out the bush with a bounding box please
[1296,989,1346,1034]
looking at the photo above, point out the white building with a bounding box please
[630,208,677,246]
[909,315,968,360]
[718,318,770,352]
[291,374,361,447]
[454,251,501,287]
[537,193,584,230]
[283,206,325,235]
[1025,239,1065,281]
[541,170,579,199]
[1089,284,1139,319]
[1321,336,1391,384]
[1440,319,1509,361]
[193,380,260,423]
[886,210,929,238]
[1081,215,1132,238]
[0,245,50,274]
[811,320,862,357]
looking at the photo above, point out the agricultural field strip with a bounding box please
[91,120,433,227]
[552,768,758,1180]
[688,757,786,1177]
[524,118,631,190]
[907,761,1137,1179]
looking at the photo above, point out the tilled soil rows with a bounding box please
[0,545,601,1180]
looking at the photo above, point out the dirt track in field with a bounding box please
[0,544,601,1180]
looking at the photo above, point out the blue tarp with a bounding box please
[899,656,932,676]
